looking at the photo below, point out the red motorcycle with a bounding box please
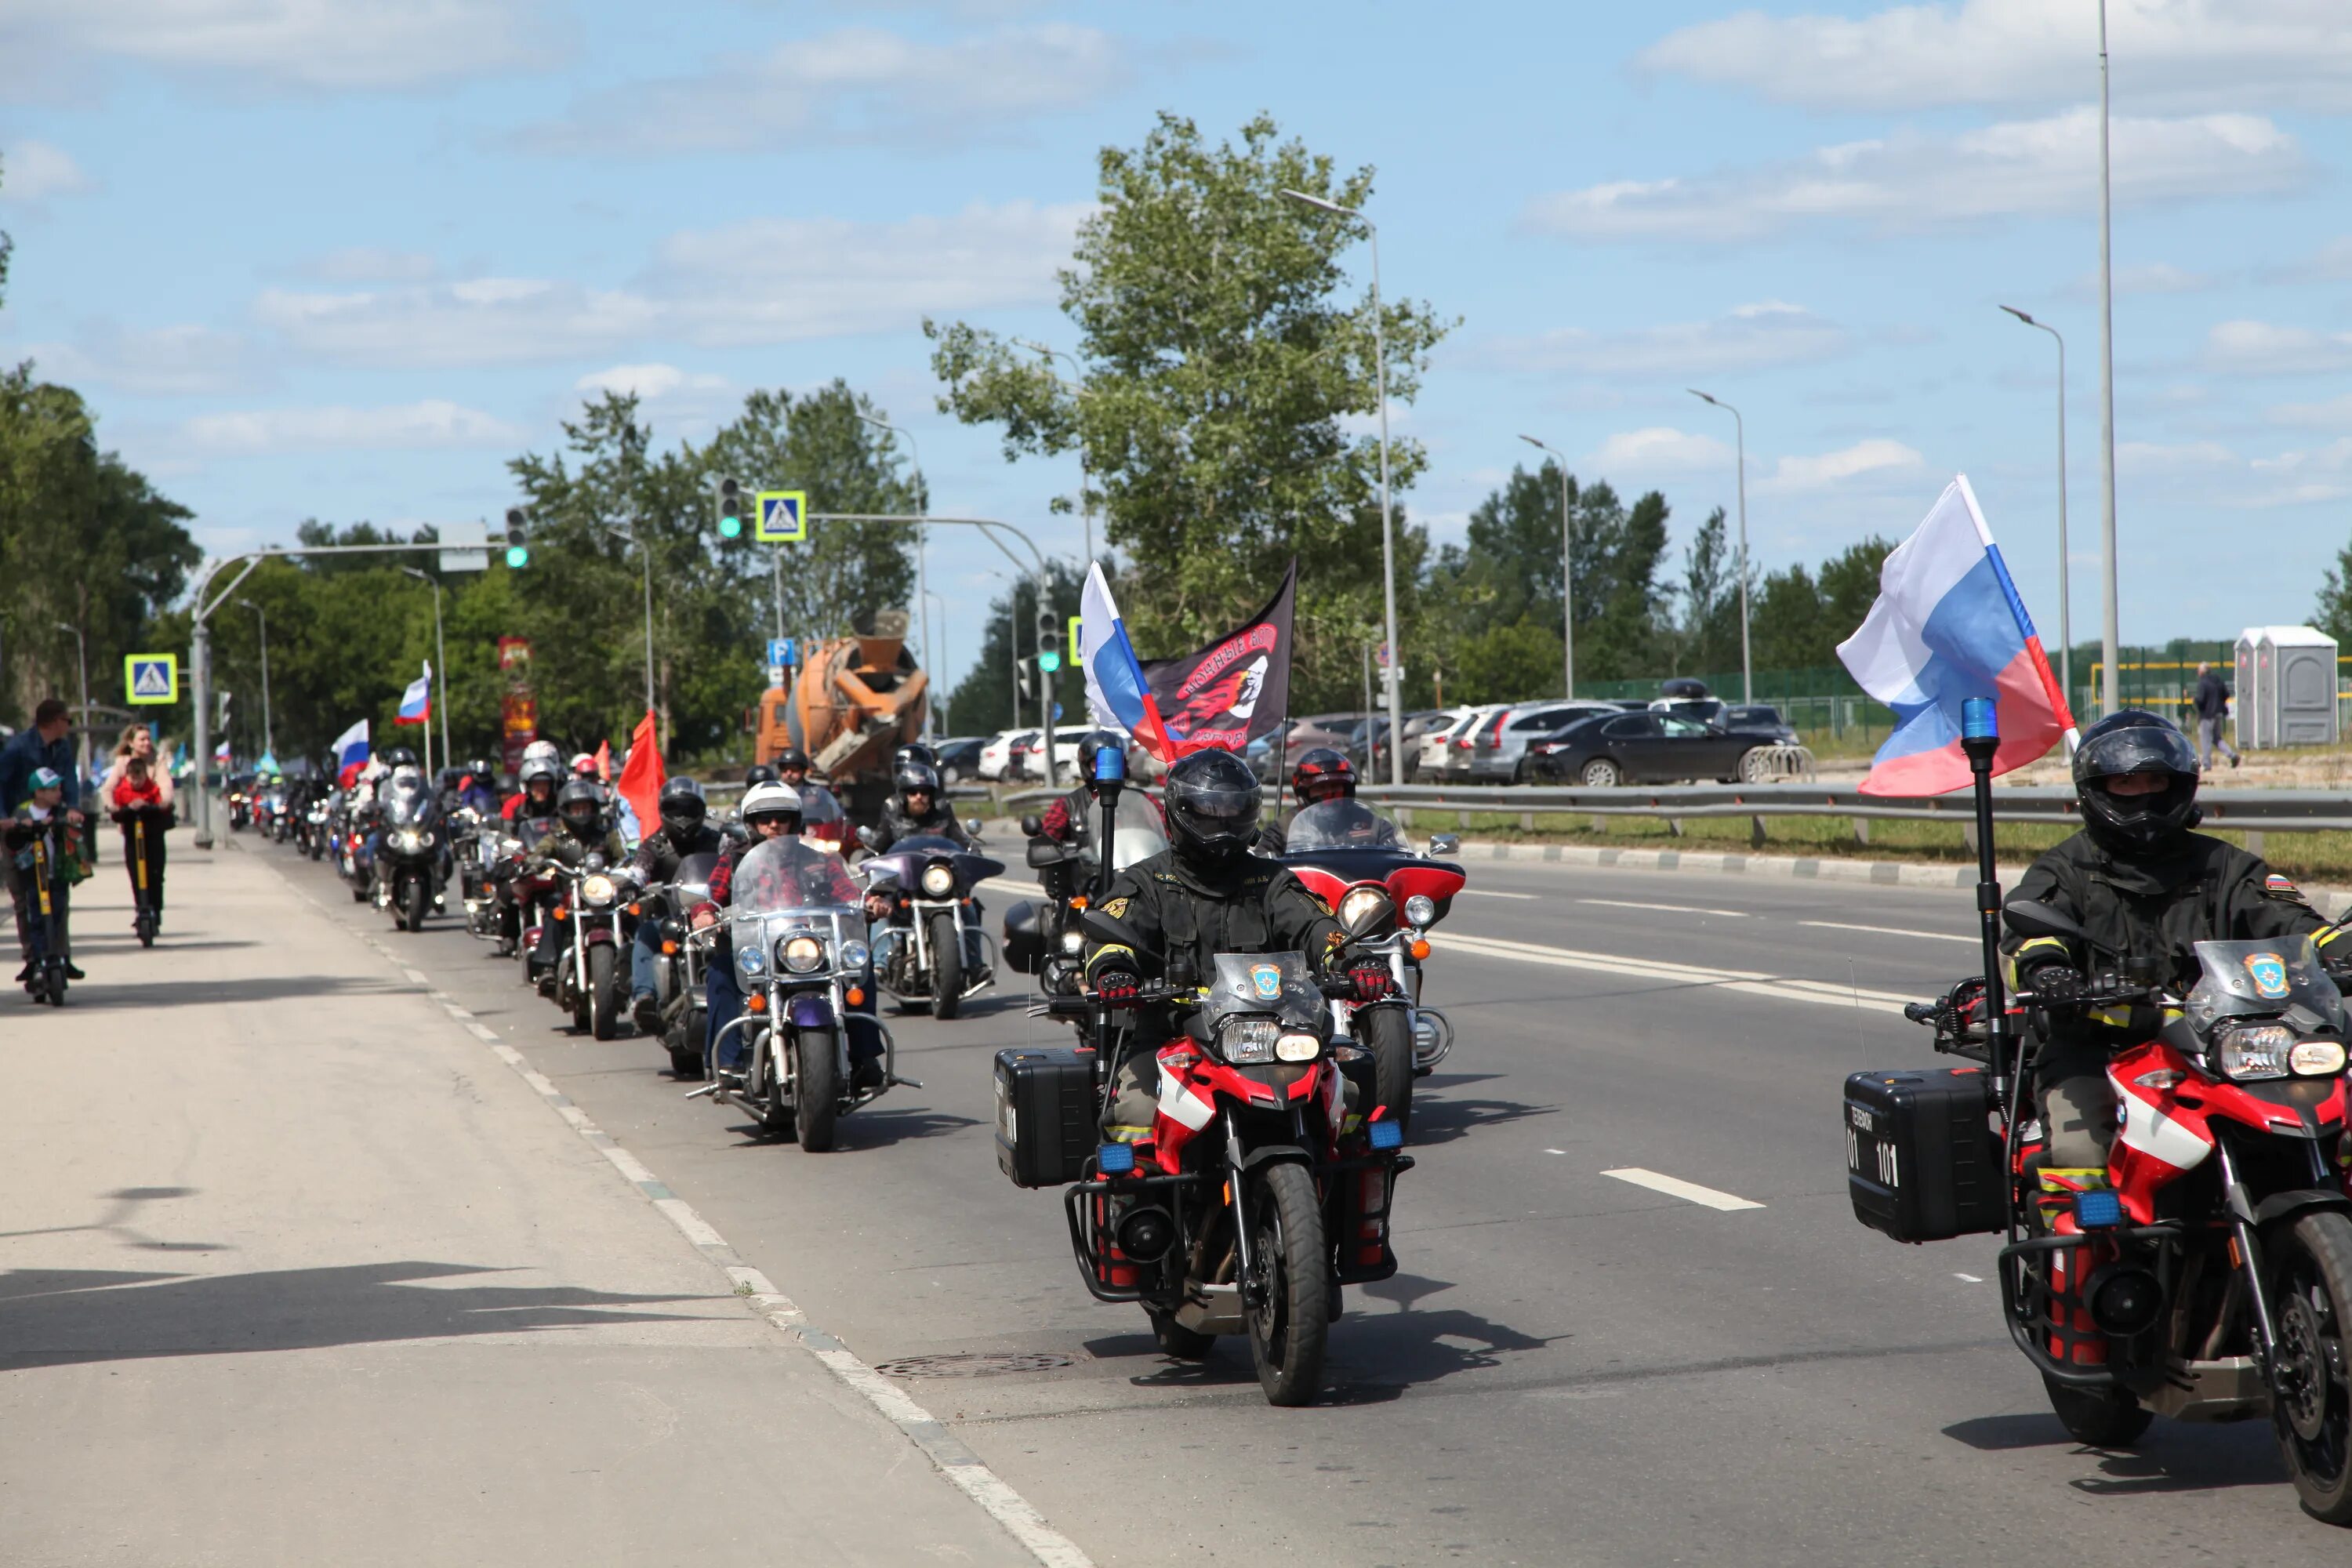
[1865,902,2352,1522]
[1275,797,1464,1135]
[996,899,1412,1406]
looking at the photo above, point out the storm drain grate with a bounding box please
[872,1351,1076,1379]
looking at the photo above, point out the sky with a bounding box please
[2,0,2349,710]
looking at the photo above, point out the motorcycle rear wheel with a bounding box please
[1357,1005,1414,1139]
[587,946,619,1040]
[2040,1373,2151,1448]
[2271,1210,2352,1522]
[1244,1162,1329,1406]
[929,911,962,1021]
[794,1029,839,1152]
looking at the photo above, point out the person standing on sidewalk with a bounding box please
[2192,662,2241,771]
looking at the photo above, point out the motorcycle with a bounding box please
[690,834,912,1151]
[372,773,445,932]
[1872,903,2352,1521]
[336,805,376,902]
[509,820,566,972]
[638,850,720,1078]
[225,778,253,833]
[858,828,1003,1020]
[1276,798,1465,1136]
[1006,789,1168,1030]
[1000,897,1411,1406]
[260,782,292,844]
[543,857,631,1039]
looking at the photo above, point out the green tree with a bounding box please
[942,562,1087,737]
[1745,535,1894,672]
[928,111,1452,708]
[2317,538,2352,648]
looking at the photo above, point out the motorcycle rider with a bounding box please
[863,758,967,856]
[505,754,562,825]
[774,747,812,789]
[1254,747,1357,856]
[2004,709,2350,1223]
[624,776,728,1033]
[1034,730,1155,847]
[528,779,628,877]
[452,759,502,817]
[1083,746,1393,1142]
[503,742,564,820]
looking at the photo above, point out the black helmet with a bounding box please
[2073,710,2201,857]
[743,764,781,789]
[470,759,498,784]
[895,759,942,808]
[895,742,939,771]
[1290,746,1356,804]
[658,775,706,840]
[1164,747,1262,869]
[381,746,418,768]
[557,779,604,837]
[773,746,811,777]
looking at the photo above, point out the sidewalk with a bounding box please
[0,832,1039,1568]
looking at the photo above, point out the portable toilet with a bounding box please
[2234,626,2339,750]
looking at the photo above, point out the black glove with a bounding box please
[2024,966,2090,1007]
[1094,966,1140,1003]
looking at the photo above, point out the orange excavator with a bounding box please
[753,608,929,821]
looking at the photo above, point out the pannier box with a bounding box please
[995,1045,1098,1188]
[1001,898,1044,975]
[1845,1066,2005,1242]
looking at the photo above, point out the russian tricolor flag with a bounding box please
[332,718,370,787]
[394,665,432,727]
[1837,475,2076,797]
[1079,564,1177,761]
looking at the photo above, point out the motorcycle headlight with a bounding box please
[779,933,826,974]
[1218,1017,1279,1064]
[1275,1030,1322,1062]
[581,873,616,906]
[738,942,767,978]
[839,938,870,971]
[1339,887,1388,932]
[921,862,956,897]
[2291,1037,2348,1076]
[392,827,423,852]
[2218,1022,2295,1080]
[1403,893,1437,927]
[1061,928,1086,955]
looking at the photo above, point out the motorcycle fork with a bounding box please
[1224,1114,1256,1295]
[2214,1133,2285,1374]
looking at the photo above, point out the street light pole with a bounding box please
[53,622,90,780]
[2001,307,2074,715]
[1281,187,1404,784]
[402,568,451,769]
[1517,436,1576,697]
[2096,0,2121,717]
[1688,390,1752,703]
[234,597,274,761]
[858,412,932,739]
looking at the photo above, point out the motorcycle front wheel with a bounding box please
[403,876,429,933]
[1357,1005,1414,1139]
[793,1029,839,1152]
[929,911,962,1021]
[587,945,619,1040]
[2272,1210,2352,1522]
[1244,1162,1329,1406]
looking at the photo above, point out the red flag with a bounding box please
[615,712,663,838]
[593,739,612,782]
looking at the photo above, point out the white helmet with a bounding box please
[521,739,561,769]
[741,780,803,831]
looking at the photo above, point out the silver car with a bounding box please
[1467,702,1623,785]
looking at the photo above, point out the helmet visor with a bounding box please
[2077,723,2198,786]
[1174,775,1261,829]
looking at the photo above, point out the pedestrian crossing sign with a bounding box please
[125,654,179,705]
[756,490,808,543]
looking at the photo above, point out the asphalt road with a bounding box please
[20,831,2350,1565]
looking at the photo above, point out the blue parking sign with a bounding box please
[768,637,797,666]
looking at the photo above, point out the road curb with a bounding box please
[232,837,1096,1568]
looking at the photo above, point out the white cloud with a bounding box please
[1523,110,2300,242]
[574,362,725,399]
[1483,303,1849,376]
[2205,320,2352,376]
[2263,237,2352,284]
[1639,1,2352,114]
[2249,437,2352,506]
[514,24,1123,155]
[296,247,439,284]
[2118,438,2239,472]
[0,140,88,200]
[252,201,1083,368]
[0,0,555,91]
[25,321,265,395]
[1587,427,1736,473]
[1755,438,1923,493]
[2267,393,2352,428]
[177,399,522,456]
[2107,262,2216,295]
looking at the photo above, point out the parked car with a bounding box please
[1469,701,1623,785]
[1408,707,1474,781]
[1648,699,1800,745]
[978,728,1039,782]
[1285,712,1368,760]
[932,736,988,785]
[1425,705,1506,783]
[1525,710,1779,786]
[1045,724,1109,775]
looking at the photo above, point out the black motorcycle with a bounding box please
[858,832,1004,1020]
[637,849,719,1077]
[372,772,445,932]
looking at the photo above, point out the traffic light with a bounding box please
[1017,663,1034,702]
[504,507,530,568]
[717,477,745,539]
[1036,609,1062,673]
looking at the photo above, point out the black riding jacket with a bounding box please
[2003,829,2344,1042]
[1083,848,1347,996]
[626,821,728,887]
[869,800,968,855]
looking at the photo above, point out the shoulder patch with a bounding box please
[2264,873,2313,908]
[1101,895,1131,919]
[1304,889,1333,916]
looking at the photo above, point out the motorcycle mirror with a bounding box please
[2002,898,2091,947]
[964,818,985,837]
[855,824,879,850]
[1020,813,1044,837]
[1428,833,1461,855]
[1025,838,1068,869]
[1341,890,1395,939]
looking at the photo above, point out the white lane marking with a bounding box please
[1457,888,1538,901]
[245,844,1095,1568]
[1581,897,1748,918]
[1802,920,1977,945]
[1544,1148,1567,1155]
[1602,1167,1766,1212]
[996,878,1048,898]
[1430,930,1915,1016]
[1955,1272,1984,1283]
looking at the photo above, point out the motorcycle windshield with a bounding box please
[796,783,844,827]
[731,835,862,917]
[1074,791,1168,871]
[1284,799,1403,851]
[379,779,437,827]
[1204,952,1323,1030]
[2186,936,2345,1033]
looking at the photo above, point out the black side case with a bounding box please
[1844,1066,2005,1242]
[1001,899,1044,975]
[995,1046,1098,1188]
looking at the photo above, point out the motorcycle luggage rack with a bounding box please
[1998,1222,2181,1388]
[1063,1167,1203,1305]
